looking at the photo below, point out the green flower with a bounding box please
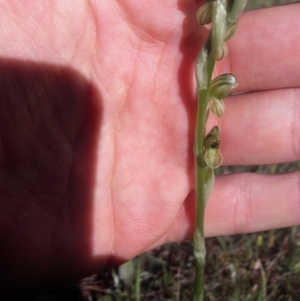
[204,126,223,169]
[209,73,238,100]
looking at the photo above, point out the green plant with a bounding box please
[193,1,248,300]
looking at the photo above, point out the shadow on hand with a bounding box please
[0,59,103,298]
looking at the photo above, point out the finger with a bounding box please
[162,171,300,244]
[205,171,300,237]
[217,87,300,166]
[217,3,300,92]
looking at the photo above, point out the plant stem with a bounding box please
[194,5,223,301]
[135,255,142,301]
[193,36,218,301]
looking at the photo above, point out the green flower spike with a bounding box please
[193,1,247,300]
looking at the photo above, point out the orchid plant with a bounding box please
[193,1,248,300]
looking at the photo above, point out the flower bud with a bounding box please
[217,43,228,61]
[211,98,225,117]
[224,22,238,41]
[196,2,213,25]
[209,73,238,100]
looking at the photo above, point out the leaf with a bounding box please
[204,167,215,204]
[193,229,206,266]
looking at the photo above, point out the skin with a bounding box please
[0,0,300,296]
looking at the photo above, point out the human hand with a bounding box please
[0,1,299,296]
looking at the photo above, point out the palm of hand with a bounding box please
[0,1,200,291]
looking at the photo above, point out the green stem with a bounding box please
[227,0,248,22]
[193,44,217,301]
[135,255,142,301]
